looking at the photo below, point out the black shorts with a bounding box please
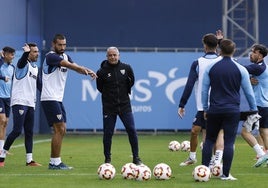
[193,111,206,129]
[41,101,66,127]
[0,98,11,117]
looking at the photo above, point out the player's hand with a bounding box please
[84,68,97,79]
[5,77,10,82]
[178,107,185,119]
[22,43,30,52]
[250,77,258,85]
[216,30,224,40]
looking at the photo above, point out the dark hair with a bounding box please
[53,34,66,43]
[219,39,236,55]
[27,43,37,48]
[252,44,268,58]
[202,33,218,49]
[2,46,15,53]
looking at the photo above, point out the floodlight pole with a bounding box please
[222,0,259,57]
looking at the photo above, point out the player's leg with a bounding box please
[180,111,204,166]
[41,101,71,170]
[0,104,24,166]
[221,112,239,179]
[23,106,41,166]
[241,127,265,158]
[202,113,221,167]
[120,112,142,165]
[0,99,9,151]
[255,106,268,167]
[213,129,224,166]
[103,114,116,163]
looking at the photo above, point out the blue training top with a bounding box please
[0,58,15,98]
[202,56,257,113]
[244,61,268,107]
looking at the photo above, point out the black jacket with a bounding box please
[96,60,135,115]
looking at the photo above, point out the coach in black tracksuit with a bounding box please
[96,46,142,165]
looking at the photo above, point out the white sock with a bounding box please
[253,144,265,157]
[0,140,4,150]
[26,153,33,163]
[50,157,61,165]
[189,152,196,160]
[0,149,7,158]
[214,150,223,165]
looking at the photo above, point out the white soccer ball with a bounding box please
[153,163,172,180]
[97,163,116,180]
[211,163,223,177]
[180,140,190,152]
[133,164,151,181]
[192,165,211,182]
[168,140,181,151]
[121,163,137,179]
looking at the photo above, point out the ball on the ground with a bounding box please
[133,164,151,181]
[153,163,172,180]
[168,140,180,151]
[211,163,223,177]
[121,163,137,179]
[192,165,211,182]
[97,163,116,180]
[180,140,190,152]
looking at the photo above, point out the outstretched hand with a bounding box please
[22,43,30,52]
[85,68,97,79]
[216,30,224,40]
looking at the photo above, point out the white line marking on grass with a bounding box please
[1,173,98,176]
[11,139,51,148]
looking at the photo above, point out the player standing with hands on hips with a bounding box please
[96,47,142,165]
[41,34,97,170]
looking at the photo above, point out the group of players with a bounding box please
[0,34,97,169]
[1,31,268,176]
[178,30,268,180]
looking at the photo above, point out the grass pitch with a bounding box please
[0,133,268,188]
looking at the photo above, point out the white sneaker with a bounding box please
[179,158,197,166]
[220,174,237,180]
[254,153,268,167]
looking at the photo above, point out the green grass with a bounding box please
[0,133,268,188]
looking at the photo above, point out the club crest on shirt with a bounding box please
[56,114,62,120]
[120,69,125,75]
[19,110,24,115]
[0,108,2,112]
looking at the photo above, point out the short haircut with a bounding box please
[2,46,15,53]
[252,44,268,58]
[107,46,119,54]
[219,39,236,55]
[53,34,66,43]
[28,43,38,48]
[202,33,218,49]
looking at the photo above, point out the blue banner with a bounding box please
[64,52,203,131]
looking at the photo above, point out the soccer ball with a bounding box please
[97,163,116,180]
[192,165,211,182]
[168,140,181,151]
[121,163,137,179]
[180,140,190,152]
[211,164,223,177]
[133,164,151,181]
[153,163,172,180]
